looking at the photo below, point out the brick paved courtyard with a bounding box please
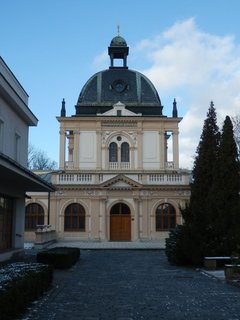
[22,250,240,320]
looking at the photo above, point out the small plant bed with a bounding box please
[0,262,53,320]
[224,264,240,281]
[204,256,237,269]
[37,247,80,269]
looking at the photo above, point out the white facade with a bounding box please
[25,114,190,243]
[0,57,54,259]
[25,35,191,244]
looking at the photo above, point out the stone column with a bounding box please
[56,192,64,238]
[102,146,108,170]
[67,132,74,168]
[130,146,135,169]
[118,146,121,169]
[73,131,80,169]
[159,130,165,169]
[59,129,66,170]
[137,132,143,169]
[172,129,179,169]
[96,131,102,169]
[133,198,140,241]
[88,198,92,239]
[99,198,107,240]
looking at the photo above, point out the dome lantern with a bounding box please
[108,28,129,68]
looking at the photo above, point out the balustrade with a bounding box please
[109,162,130,169]
[57,173,92,184]
[55,171,189,186]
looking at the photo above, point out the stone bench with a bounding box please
[35,225,57,249]
[204,256,237,269]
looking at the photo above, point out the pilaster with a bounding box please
[159,130,165,169]
[130,146,135,170]
[100,198,107,240]
[137,132,143,169]
[59,129,66,170]
[133,198,140,240]
[73,131,80,169]
[172,129,179,169]
[96,131,102,169]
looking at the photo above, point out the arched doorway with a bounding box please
[110,203,131,241]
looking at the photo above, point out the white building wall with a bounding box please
[142,131,159,169]
[0,59,28,105]
[0,96,29,166]
[79,131,97,169]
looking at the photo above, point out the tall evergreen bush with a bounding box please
[206,116,240,255]
[182,102,220,265]
[166,102,240,266]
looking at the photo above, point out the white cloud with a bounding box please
[134,18,240,168]
[92,50,108,70]
[92,18,240,168]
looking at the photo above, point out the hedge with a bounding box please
[0,262,53,320]
[37,247,80,269]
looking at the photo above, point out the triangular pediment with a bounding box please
[101,174,142,190]
[97,101,142,117]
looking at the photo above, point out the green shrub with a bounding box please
[165,225,190,265]
[37,247,80,269]
[0,262,53,320]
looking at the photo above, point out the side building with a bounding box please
[0,57,55,260]
[25,35,190,243]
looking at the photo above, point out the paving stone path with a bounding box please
[22,250,240,320]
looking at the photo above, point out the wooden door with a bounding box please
[0,196,13,251]
[110,203,131,241]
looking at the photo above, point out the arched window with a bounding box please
[110,203,131,215]
[64,203,85,231]
[121,142,129,162]
[109,142,118,162]
[25,203,44,230]
[156,203,176,231]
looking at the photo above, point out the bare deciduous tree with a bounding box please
[28,143,57,170]
[231,115,240,158]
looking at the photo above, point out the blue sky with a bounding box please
[1,0,240,168]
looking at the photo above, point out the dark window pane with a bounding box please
[72,216,78,228]
[25,203,44,230]
[110,203,130,215]
[109,142,118,162]
[121,203,130,214]
[156,203,176,231]
[79,217,85,229]
[110,203,120,215]
[64,203,85,231]
[121,142,129,162]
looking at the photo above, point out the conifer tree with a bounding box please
[206,116,240,255]
[166,104,240,266]
[182,102,220,264]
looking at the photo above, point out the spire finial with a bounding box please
[172,98,178,118]
[61,98,66,117]
[117,25,120,36]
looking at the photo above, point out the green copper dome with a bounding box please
[74,34,163,117]
[110,36,127,47]
[75,68,163,116]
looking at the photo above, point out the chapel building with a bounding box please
[25,34,190,243]
[0,57,55,260]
